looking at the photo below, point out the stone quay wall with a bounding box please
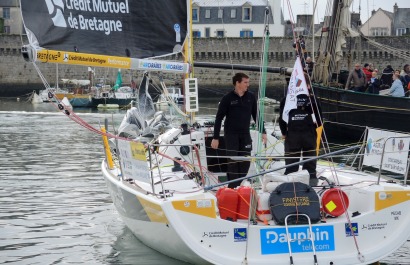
[0,35,409,99]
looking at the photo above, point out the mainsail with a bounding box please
[20,0,190,73]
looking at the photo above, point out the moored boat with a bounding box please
[19,0,410,264]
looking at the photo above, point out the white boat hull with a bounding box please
[102,161,410,265]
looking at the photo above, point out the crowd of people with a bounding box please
[345,62,410,97]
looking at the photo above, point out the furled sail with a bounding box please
[20,0,190,73]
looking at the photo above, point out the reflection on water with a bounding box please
[0,100,188,264]
[0,99,408,265]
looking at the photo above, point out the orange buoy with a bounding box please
[216,187,239,221]
[321,188,349,217]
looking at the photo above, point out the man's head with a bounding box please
[355,63,361,69]
[404,64,410,73]
[232,73,249,86]
[232,73,250,92]
[372,71,377,78]
[364,63,369,68]
[306,57,312,63]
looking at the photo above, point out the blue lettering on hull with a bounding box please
[260,225,335,254]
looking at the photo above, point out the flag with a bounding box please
[282,57,309,123]
[113,69,122,91]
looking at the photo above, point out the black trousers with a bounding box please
[224,133,252,188]
[284,130,317,179]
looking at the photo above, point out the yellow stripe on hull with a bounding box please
[375,191,410,211]
[137,197,169,223]
[172,199,216,218]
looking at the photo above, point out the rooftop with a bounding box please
[192,0,269,7]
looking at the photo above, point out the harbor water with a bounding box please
[0,98,409,265]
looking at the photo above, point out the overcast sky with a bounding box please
[283,0,409,24]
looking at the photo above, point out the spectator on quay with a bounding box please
[367,71,380,94]
[293,35,307,67]
[380,65,394,87]
[362,63,373,82]
[305,56,314,77]
[389,73,405,97]
[400,64,410,93]
[345,63,366,92]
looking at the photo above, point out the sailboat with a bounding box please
[310,0,410,140]
[91,69,137,108]
[19,0,410,264]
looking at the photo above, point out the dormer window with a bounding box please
[192,7,199,22]
[231,9,236,18]
[218,8,223,19]
[205,9,211,19]
[242,6,252,22]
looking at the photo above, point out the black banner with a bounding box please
[21,0,188,58]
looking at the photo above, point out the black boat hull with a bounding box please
[312,84,410,140]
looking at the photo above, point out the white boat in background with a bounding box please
[91,70,137,108]
[156,86,184,105]
[30,90,43,104]
[19,0,410,264]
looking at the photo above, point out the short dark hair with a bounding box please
[232,73,249,86]
[364,63,369,67]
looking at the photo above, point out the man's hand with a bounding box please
[262,133,267,144]
[211,139,219,149]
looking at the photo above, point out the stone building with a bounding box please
[192,0,285,37]
[360,3,410,36]
[0,0,22,34]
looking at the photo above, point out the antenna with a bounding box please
[301,1,309,14]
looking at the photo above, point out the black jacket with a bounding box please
[279,95,322,136]
[213,90,263,138]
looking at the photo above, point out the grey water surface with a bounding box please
[0,99,409,265]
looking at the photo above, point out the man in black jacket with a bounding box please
[380,65,394,87]
[211,73,266,188]
[279,92,322,185]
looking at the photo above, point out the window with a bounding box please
[192,8,199,22]
[231,9,236,18]
[205,27,210,38]
[240,30,253,38]
[371,27,388,36]
[218,9,223,19]
[205,9,210,19]
[193,30,201,38]
[4,26,10,34]
[397,28,406,36]
[216,30,224,38]
[242,7,251,21]
[3,8,10,19]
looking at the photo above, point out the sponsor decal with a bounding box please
[202,230,229,238]
[138,60,185,72]
[345,223,358,237]
[45,0,130,35]
[260,226,335,254]
[361,222,388,231]
[234,228,247,242]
